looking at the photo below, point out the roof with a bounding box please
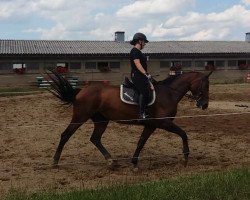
[0,39,250,56]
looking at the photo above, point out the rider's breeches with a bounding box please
[131,71,150,105]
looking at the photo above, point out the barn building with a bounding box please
[0,31,249,86]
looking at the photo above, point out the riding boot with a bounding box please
[138,94,148,119]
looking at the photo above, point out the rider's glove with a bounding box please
[145,73,152,80]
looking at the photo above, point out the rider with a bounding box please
[130,32,154,119]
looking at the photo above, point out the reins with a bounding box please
[154,80,197,102]
[165,85,197,101]
[153,72,207,102]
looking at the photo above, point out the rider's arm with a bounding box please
[133,59,147,75]
[134,59,154,90]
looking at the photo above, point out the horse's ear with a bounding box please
[205,71,213,78]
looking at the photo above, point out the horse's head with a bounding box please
[190,71,213,110]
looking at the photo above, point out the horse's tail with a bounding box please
[46,70,81,105]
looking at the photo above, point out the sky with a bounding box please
[0,0,250,41]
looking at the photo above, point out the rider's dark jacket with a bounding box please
[130,47,150,103]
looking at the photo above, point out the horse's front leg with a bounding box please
[132,126,156,170]
[53,120,83,166]
[159,120,189,166]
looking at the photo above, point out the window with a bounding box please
[85,61,120,72]
[215,60,225,69]
[195,61,205,68]
[0,62,12,71]
[26,62,39,70]
[85,62,96,70]
[181,61,192,68]
[160,61,170,68]
[56,62,68,73]
[204,61,215,70]
[97,62,109,72]
[238,60,246,66]
[205,61,214,66]
[57,62,68,67]
[70,62,81,70]
[228,60,237,67]
[13,63,26,69]
[44,62,56,70]
[110,62,120,69]
[171,61,181,67]
[238,60,248,70]
[228,60,237,69]
[13,63,26,74]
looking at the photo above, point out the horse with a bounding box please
[48,70,213,169]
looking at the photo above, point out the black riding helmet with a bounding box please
[130,32,149,45]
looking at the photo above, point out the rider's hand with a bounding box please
[145,73,152,79]
[150,83,155,90]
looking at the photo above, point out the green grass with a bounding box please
[4,167,250,200]
[0,87,45,97]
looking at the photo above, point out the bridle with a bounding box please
[187,71,213,102]
[154,71,212,103]
[155,77,204,102]
[187,78,206,102]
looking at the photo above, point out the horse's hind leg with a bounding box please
[159,120,189,166]
[90,113,112,165]
[53,119,84,166]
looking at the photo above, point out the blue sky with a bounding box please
[0,0,250,41]
[194,0,240,13]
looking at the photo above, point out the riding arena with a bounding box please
[0,36,249,196]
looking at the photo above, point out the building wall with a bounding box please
[0,57,249,87]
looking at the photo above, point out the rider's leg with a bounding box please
[132,72,150,119]
[138,94,147,119]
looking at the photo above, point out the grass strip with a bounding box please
[0,87,45,97]
[4,167,250,200]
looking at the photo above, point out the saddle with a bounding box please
[120,77,156,105]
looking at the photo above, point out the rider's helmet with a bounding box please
[130,32,149,45]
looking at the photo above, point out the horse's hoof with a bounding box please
[52,162,59,169]
[107,158,114,166]
[133,167,139,172]
[107,158,116,170]
[183,160,188,167]
[183,152,189,167]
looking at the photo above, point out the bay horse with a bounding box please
[48,70,213,169]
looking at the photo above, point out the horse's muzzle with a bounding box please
[196,99,208,110]
[201,103,208,110]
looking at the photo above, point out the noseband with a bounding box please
[185,78,206,102]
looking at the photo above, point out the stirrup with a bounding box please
[139,112,149,119]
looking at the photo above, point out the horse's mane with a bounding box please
[157,74,181,85]
[157,72,201,86]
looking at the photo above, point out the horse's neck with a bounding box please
[167,75,192,102]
